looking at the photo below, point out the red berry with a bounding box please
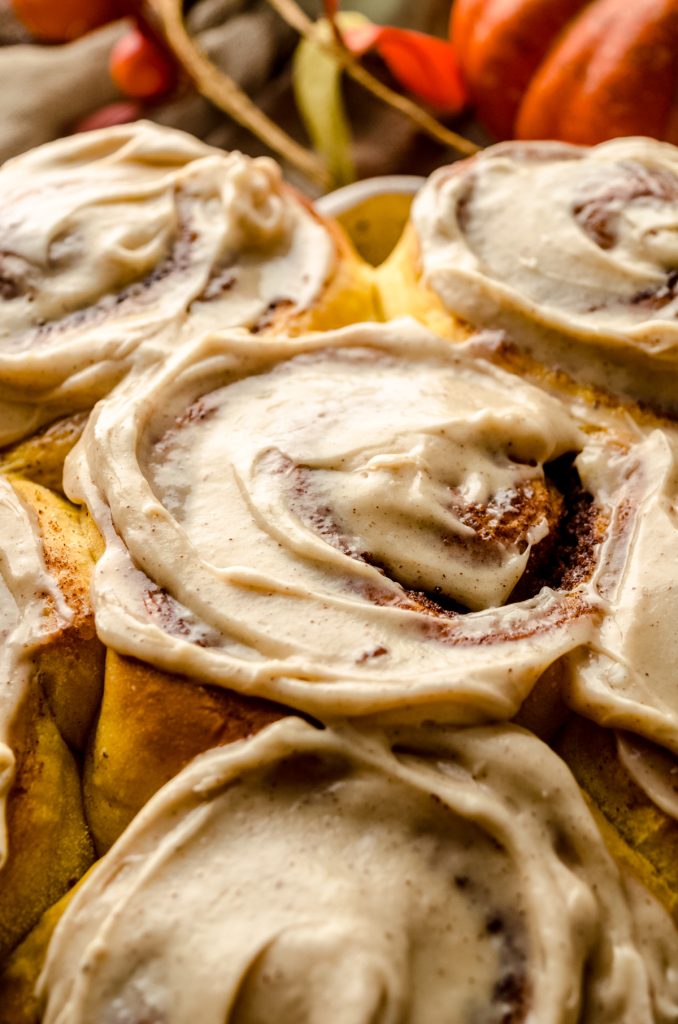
[73,102,143,134]
[109,28,177,100]
[11,0,121,42]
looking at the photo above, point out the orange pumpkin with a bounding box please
[11,0,122,42]
[451,0,678,144]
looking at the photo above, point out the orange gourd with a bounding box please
[11,0,121,42]
[451,0,678,144]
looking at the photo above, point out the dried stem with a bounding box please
[143,0,331,188]
[268,0,480,157]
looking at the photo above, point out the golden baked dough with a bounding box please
[378,220,472,340]
[0,887,74,1024]
[0,684,92,962]
[0,479,100,959]
[0,415,87,496]
[268,213,376,336]
[85,651,284,853]
[557,716,678,919]
[11,478,104,749]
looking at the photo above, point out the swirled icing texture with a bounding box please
[616,733,678,822]
[65,319,678,739]
[412,139,678,407]
[38,717,678,1024]
[0,120,333,445]
[0,478,68,864]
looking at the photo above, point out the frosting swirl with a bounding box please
[38,717,678,1024]
[412,138,678,410]
[0,121,333,445]
[64,319,678,734]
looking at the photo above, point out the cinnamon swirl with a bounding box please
[63,319,678,751]
[0,121,374,450]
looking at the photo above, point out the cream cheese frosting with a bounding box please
[37,717,678,1024]
[617,732,678,823]
[412,138,678,410]
[0,477,69,865]
[64,318,678,737]
[0,121,334,445]
[566,425,678,750]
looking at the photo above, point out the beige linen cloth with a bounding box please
[0,0,479,190]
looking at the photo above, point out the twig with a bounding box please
[143,0,331,188]
[323,0,345,49]
[268,0,480,157]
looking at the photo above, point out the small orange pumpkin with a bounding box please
[11,0,122,41]
[451,0,678,145]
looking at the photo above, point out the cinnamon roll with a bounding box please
[36,718,678,1024]
[64,319,678,750]
[0,466,286,961]
[2,122,678,1024]
[379,138,678,412]
[0,121,375,449]
[0,477,99,959]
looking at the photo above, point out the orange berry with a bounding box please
[11,0,121,42]
[109,28,177,99]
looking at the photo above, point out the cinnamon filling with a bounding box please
[285,448,601,618]
[8,201,194,349]
[572,162,678,252]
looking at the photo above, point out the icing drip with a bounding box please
[617,732,678,822]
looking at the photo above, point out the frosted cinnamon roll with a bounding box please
[37,718,678,1024]
[64,319,677,736]
[0,477,67,856]
[0,121,374,447]
[380,138,678,412]
[0,477,101,958]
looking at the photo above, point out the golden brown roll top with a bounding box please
[0,121,372,447]
[381,138,678,412]
[64,319,678,743]
[37,718,678,1024]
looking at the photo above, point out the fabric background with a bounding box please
[0,0,485,192]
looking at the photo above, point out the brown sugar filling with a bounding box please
[287,451,602,619]
[572,161,678,252]
[4,192,196,350]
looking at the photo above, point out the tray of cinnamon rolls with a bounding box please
[1,122,677,1023]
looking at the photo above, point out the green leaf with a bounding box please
[292,14,370,187]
